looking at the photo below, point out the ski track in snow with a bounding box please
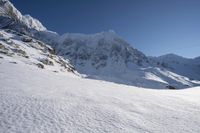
[0,60,200,133]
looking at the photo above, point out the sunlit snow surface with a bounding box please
[0,59,200,133]
[0,0,200,132]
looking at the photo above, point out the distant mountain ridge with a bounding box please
[150,54,200,81]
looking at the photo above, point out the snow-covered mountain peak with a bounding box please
[22,15,46,31]
[97,29,118,39]
[157,53,189,63]
[58,30,147,68]
[60,29,120,44]
[159,53,186,59]
[0,0,46,31]
[0,0,22,20]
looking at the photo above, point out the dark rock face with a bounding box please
[166,85,176,90]
[21,36,33,42]
[39,58,54,66]
[36,63,44,69]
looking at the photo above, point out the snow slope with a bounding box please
[1,58,200,133]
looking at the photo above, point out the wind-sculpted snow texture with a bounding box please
[1,59,200,133]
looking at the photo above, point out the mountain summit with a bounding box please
[0,0,46,31]
[57,30,147,70]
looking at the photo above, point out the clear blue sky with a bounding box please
[11,0,200,58]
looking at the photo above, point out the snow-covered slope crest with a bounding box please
[0,0,46,31]
[21,15,46,31]
[0,29,75,73]
[0,0,22,20]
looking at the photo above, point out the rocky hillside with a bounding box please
[0,29,75,73]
